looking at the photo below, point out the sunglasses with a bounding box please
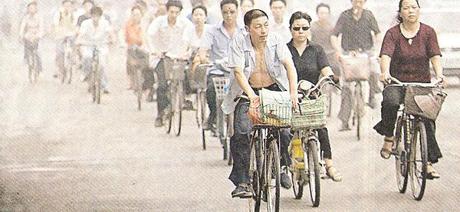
[292,26,310,31]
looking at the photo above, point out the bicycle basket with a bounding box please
[190,65,207,90]
[340,55,370,82]
[212,77,230,100]
[404,86,447,120]
[254,89,291,127]
[164,58,187,81]
[292,95,327,129]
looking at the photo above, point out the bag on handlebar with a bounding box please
[252,89,291,126]
[404,86,447,120]
[340,55,370,82]
[163,57,187,81]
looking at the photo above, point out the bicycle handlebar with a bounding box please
[298,76,340,99]
[387,76,443,88]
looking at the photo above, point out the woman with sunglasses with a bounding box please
[286,11,342,182]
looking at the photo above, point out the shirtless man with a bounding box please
[222,9,297,198]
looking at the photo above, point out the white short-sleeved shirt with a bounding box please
[222,33,294,114]
[147,15,192,58]
[182,24,210,55]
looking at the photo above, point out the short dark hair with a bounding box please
[192,5,208,17]
[82,0,94,6]
[220,0,239,9]
[316,3,330,13]
[289,11,312,29]
[240,0,254,6]
[397,0,420,23]
[27,1,37,7]
[269,0,286,6]
[244,9,268,26]
[90,6,103,17]
[131,5,143,14]
[166,0,183,11]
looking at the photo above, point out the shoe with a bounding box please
[367,97,377,109]
[280,172,292,189]
[183,100,193,110]
[103,90,109,94]
[231,183,253,198]
[380,137,394,159]
[80,74,88,82]
[146,90,154,102]
[53,74,58,78]
[154,117,163,127]
[326,166,343,182]
[426,164,440,179]
[339,122,351,131]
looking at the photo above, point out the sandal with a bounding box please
[380,137,394,159]
[426,163,440,179]
[326,166,343,182]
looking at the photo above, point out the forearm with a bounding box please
[284,61,298,95]
[234,67,256,98]
[430,55,443,78]
[330,35,341,53]
[380,55,391,75]
[320,66,334,77]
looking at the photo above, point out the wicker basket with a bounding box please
[190,65,207,90]
[404,86,446,120]
[258,103,292,127]
[212,76,230,100]
[292,95,327,129]
[163,58,187,81]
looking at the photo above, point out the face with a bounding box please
[132,8,143,22]
[91,14,101,23]
[241,0,254,15]
[270,1,286,19]
[351,0,366,11]
[400,0,420,23]
[317,6,330,21]
[167,6,181,21]
[27,4,38,14]
[221,3,238,25]
[192,8,206,25]
[290,18,310,43]
[63,1,73,12]
[83,2,93,13]
[157,3,167,16]
[247,16,269,42]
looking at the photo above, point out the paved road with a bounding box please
[0,40,459,211]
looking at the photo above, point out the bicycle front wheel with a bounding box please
[410,121,428,201]
[306,139,320,207]
[394,116,409,193]
[172,81,183,136]
[266,139,280,212]
[135,68,143,111]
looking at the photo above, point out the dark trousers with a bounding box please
[317,128,332,159]
[155,59,168,116]
[373,86,443,163]
[24,39,42,73]
[229,85,291,186]
[206,74,219,124]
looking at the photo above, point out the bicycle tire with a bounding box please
[394,116,409,193]
[195,90,202,127]
[173,81,183,136]
[136,68,142,111]
[410,121,428,201]
[95,65,101,104]
[290,138,304,199]
[251,129,262,212]
[266,139,281,212]
[307,139,320,207]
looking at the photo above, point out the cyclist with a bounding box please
[198,0,245,132]
[310,3,341,78]
[77,0,94,28]
[269,0,291,44]
[124,5,148,90]
[52,0,78,79]
[287,11,342,182]
[222,9,298,198]
[331,0,382,131]
[146,0,192,127]
[76,6,115,94]
[19,1,43,75]
[375,0,445,179]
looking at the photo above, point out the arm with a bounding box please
[330,35,342,60]
[379,55,392,82]
[430,55,444,81]
[234,66,257,100]
[18,17,26,40]
[320,66,334,77]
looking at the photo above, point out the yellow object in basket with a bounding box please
[291,137,304,162]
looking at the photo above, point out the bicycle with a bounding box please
[85,45,102,104]
[387,77,446,201]
[26,41,39,84]
[340,54,373,141]
[128,45,147,111]
[192,64,210,150]
[240,92,291,212]
[213,74,233,163]
[62,37,74,84]
[289,76,340,207]
[163,56,188,136]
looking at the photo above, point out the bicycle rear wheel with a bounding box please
[95,67,101,104]
[266,139,281,212]
[251,130,262,212]
[135,68,143,111]
[410,121,428,201]
[394,116,409,193]
[307,139,320,207]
